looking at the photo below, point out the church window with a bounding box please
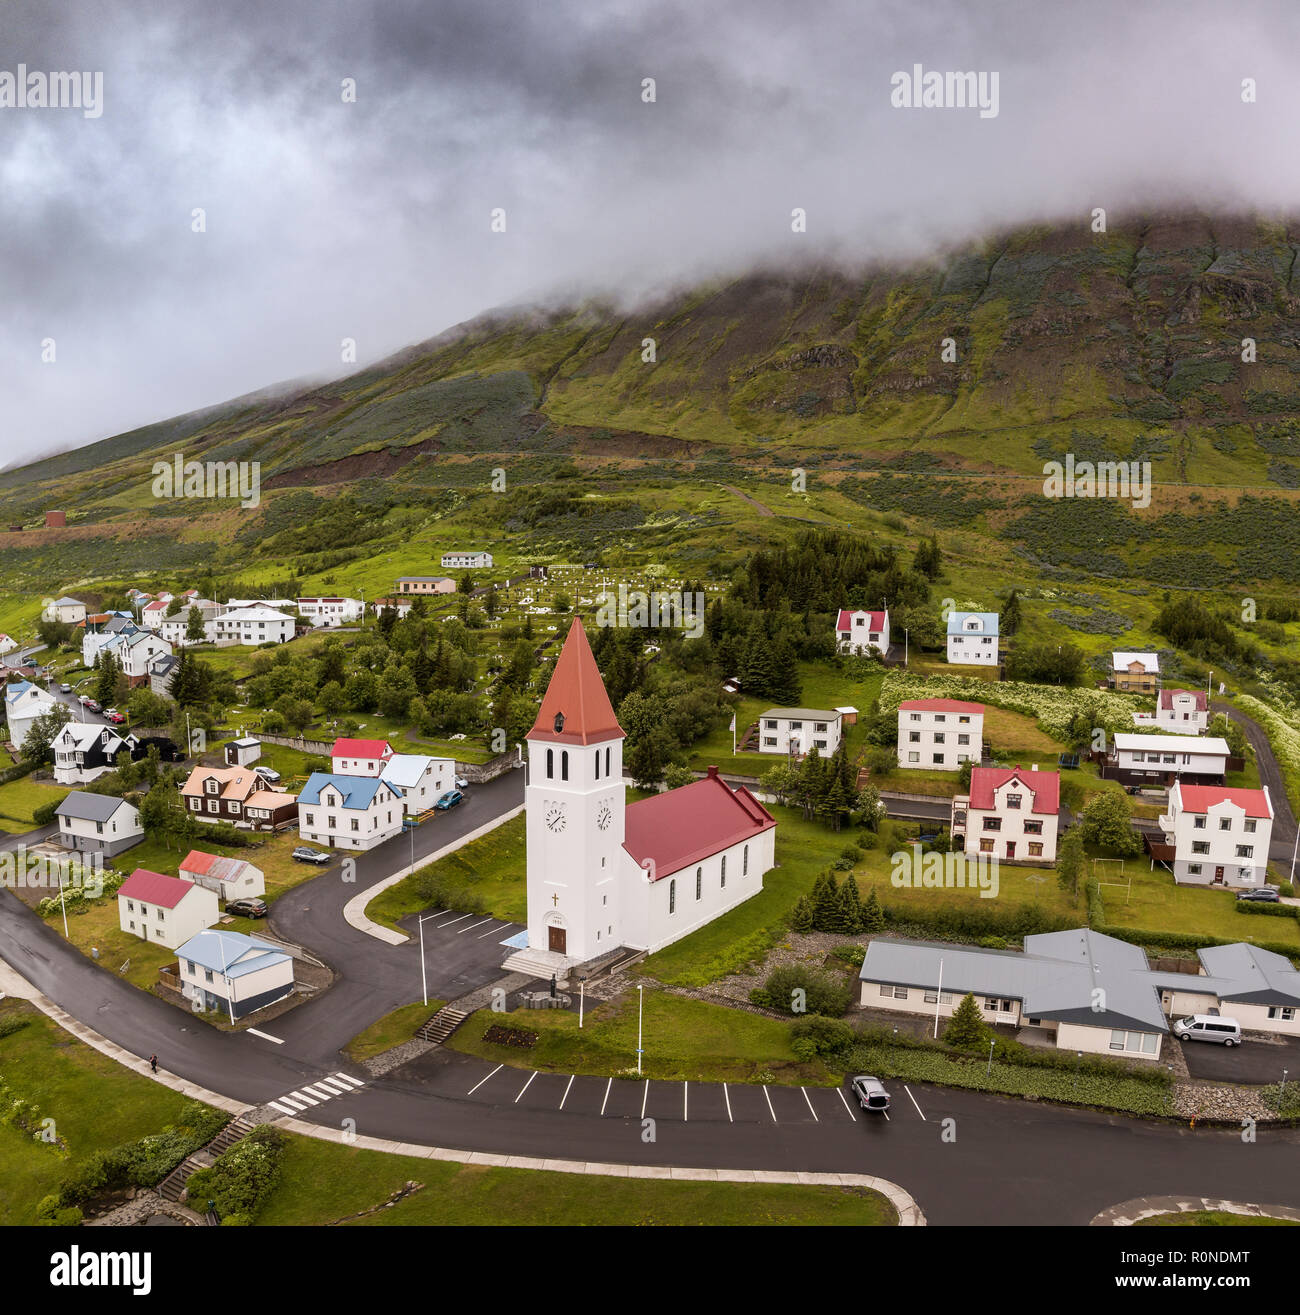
[605,746,610,776]
[561,751,569,781]
[696,867,702,900]
[594,749,600,778]
[720,855,726,887]
[546,748,553,779]
[743,845,749,875]
[669,880,676,913]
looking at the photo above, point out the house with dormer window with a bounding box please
[298,773,404,850]
[835,609,890,658]
[952,765,1060,863]
[946,612,999,667]
[180,765,298,830]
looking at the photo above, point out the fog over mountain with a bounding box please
[4,0,1300,465]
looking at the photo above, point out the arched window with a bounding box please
[605,746,611,776]
[546,748,554,779]
[669,879,676,914]
[561,751,569,781]
[720,855,726,888]
[594,749,600,779]
[696,867,702,900]
[743,844,749,875]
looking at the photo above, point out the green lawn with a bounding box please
[0,775,68,833]
[446,989,832,1085]
[258,1134,896,1226]
[1136,1211,1299,1227]
[344,1000,443,1062]
[0,1000,205,1225]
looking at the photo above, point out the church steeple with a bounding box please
[528,616,625,745]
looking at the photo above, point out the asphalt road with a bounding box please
[1216,700,1298,864]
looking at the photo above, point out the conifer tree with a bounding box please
[789,894,816,934]
[861,886,886,933]
[944,993,990,1050]
[811,870,840,931]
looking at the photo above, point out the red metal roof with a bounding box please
[1176,783,1272,819]
[1159,689,1208,711]
[836,609,887,631]
[331,738,393,759]
[622,767,775,880]
[968,766,1060,815]
[529,617,625,745]
[118,868,200,909]
[898,698,985,714]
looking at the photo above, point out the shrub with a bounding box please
[1235,901,1299,919]
[750,965,852,1017]
[32,800,64,827]
[184,1125,285,1223]
[943,993,991,1049]
[790,1015,855,1063]
[0,1015,31,1040]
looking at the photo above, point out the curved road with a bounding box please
[3,770,1300,1225]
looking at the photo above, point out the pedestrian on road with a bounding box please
[149,1054,158,1074]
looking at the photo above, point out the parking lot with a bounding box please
[1179,1031,1300,1084]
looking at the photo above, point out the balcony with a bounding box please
[950,795,969,835]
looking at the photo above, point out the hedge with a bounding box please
[879,898,1077,941]
[185,1126,286,1225]
[1234,901,1299,920]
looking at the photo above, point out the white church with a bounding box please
[503,618,777,980]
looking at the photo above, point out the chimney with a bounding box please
[1031,763,1038,771]
[706,765,719,779]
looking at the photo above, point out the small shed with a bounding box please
[835,705,860,727]
[225,737,262,767]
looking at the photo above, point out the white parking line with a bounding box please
[722,1083,733,1123]
[762,1085,777,1123]
[246,1028,283,1044]
[436,912,473,928]
[458,917,496,935]
[836,1087,857,1122]
[476,922,511,939]
[559,1074,575,1110]
[641,1079,649,1119]
[514,1071,538,1103]
[467,1064,503,1096]
[600,1076,613,1116]
[287,1089,319,1106]
[331,1072,365,1089]
[903,1084,927,1121]
[801,1087,819,1122]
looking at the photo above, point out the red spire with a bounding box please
[529,617,625,745]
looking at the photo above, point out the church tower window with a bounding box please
[546,748,553,779]
[561,751,569,781]
[669,879,676,914]
[696,867,702,900]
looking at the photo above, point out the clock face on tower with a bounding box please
[545,802,567,833]
[596,802,613,832]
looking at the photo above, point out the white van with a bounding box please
[1174,1015,1241,1047]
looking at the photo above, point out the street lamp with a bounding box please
[987,1036,995,1079]
[417,910,440,1007]
[195,930,236,1025]
[636,984,644,1075]
[578,972,587,1029]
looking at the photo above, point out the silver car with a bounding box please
[850,1075,891,1113]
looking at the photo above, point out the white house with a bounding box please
[298,773,404,850]
[380,754,455,815]
[179,849,267,900]
[952,765,1060,863]
[4,679,63,750]
[117,868,219,949]
[210,606,295,645]
[330,737,395,777]
[54,792,144,857]
[1133,688,1210,735]
[440,551,493,570]
[81,615,140,667]
[51,722,136,784]
[0,634,17,656]
[43,596,86,625]
[297,596,363,626]
[896,698,984,770]
[371,597,414,617]
[175,929,294,1020]
[1105,732,1231,786]
[755,708,843,757]
[140,599,171,630]
[1157,782,1274,889]
[504,618,776,978]
[946,612,999,666]
[836,608,890,657]
[98,630,174,684]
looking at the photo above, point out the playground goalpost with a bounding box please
[1093,857,1131,904]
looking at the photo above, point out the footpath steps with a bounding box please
[416,1005,470,1045]
[157,1115,255,1203]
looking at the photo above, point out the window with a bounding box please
[1005,794,1022,809]
[546,748,553,779]
[695,867,702,901]
[1244,819,1257,833]
[907,752,920,763]
[815,722,827,732]
[958,715,970,724]
[594,749,600,779]
[351,819,360,832]
[909,731,921,743]
[1268,1007,1295,1021]
[764,737,777,747]
[1027,842,1043,857]
[765,720,777,730]
[204,970,214,983]
[983,818,1001,831]
[605,747,611,776]
[668,879,676,914]
[909,712,920,722]
[207,800,218,814]
[1110,1030,1158,1055]
[1236,845,1254,859]
[720,856,726,888]
[933,733,945,744]
[932,754,945,765]
[1187,863,1201,875]
[1192,841,1210,855]
[923,989,954,1005]
[156,908,164,920]
[126,900,134,912]
[985,998,1013,1013]
[934,714,946,724]
[790,721,802,730]
[743,845,749,875]
[882,985,908,1000]
[1192,816,1206,829]
[957,734,970,745]
[561,751,569,782]
[1024,820,1043,835]
[1219,818,1232,831]
[979,838,994,853]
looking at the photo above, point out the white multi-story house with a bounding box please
[952,765,1060,863]
[51,722,137,784]
[380,754,455,815]
[755,708,843,758]
[4,679,62,750]
[1104,733,1230,787]
[298,773,405,850]
[0,634,17,656]
[54,792,144,857]
[836,608,890,657]
[1157,782,1274,889]
[896,698,984,770]
[440,552,493,570]
[43,596,86,625]
[297,596,363,626]
[157,599,223,648]
[82,615,141,667]
[330,738,395,777]
[210,606,295,645]
[175,930,295,1020]
[117,868,219,949]
[946,612,999,666]
[98,630,174,685]
[140,598,171,630]
[1133,689,1210,735]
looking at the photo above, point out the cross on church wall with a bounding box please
[551,893,560,906]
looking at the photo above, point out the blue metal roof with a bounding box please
[175,929,289,978]
[299,772,387,809]
[947,611,1000,637]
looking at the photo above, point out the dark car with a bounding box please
[1237,887,1281,902]
[434,790,464,811]
[226,897,268,918]
[850,1075,891,1114]
[291,846,332,865]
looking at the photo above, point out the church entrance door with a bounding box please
[548,926,567,954]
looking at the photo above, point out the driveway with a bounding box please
[1179,1032,1300,1085]
[1215,700,1297,862]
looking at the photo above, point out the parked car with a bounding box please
[434,790,464,811]
[226,897,268,918]
[1236,887,1281,902]
[292,846,332,865]
[1175,1015,1241,1046]
[103,709,126,724]
[454,776,469,790]
[850,1075,891,1114]
[59,683,72,693]
[253,765,281,783]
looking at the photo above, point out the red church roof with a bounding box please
[331,738,393,760]
[968,766,1060,815]
[1175,784,1273,819]
[836,609,887,631]
[898,698,985,714]
[622,767,775,880]
[118,868,199,909]
[529,617,624,745]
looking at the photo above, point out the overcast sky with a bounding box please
[3,0,1300,467]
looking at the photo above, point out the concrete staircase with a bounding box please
[500,945,575,982]
[415,1004,470,1045]
[157,1115,254,1203]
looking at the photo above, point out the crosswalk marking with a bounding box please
[331,1071,365,1089]
[302,1084,338,1100]
[269,1099,302,1115]
[314,1077,351,1094]
[270,1071,367,1115]
[287,1089,320,1105]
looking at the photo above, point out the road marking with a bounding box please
[641,1079,649,1119]
[683,1081,688,1122]
[303,1083,338,1100]
[458,917,496,934]
[467,1064,503,1096]
[437,912,473,928]
[331,1072,365,1089]
[801,1087,819,1122]
[722,1082,733,1123]
[315,1077,351,1094]
[514,1071,538,1103]
[903,1085,927,1121]
[268,1100,300,1115]
[762,1085,777,1124]
[287,1089,319,1106]
[836,1087,857,1122]
[559,1074,575,1110]
[246,1027,283,1044]
[476,922,511,938]
[600,1076,613,1116]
